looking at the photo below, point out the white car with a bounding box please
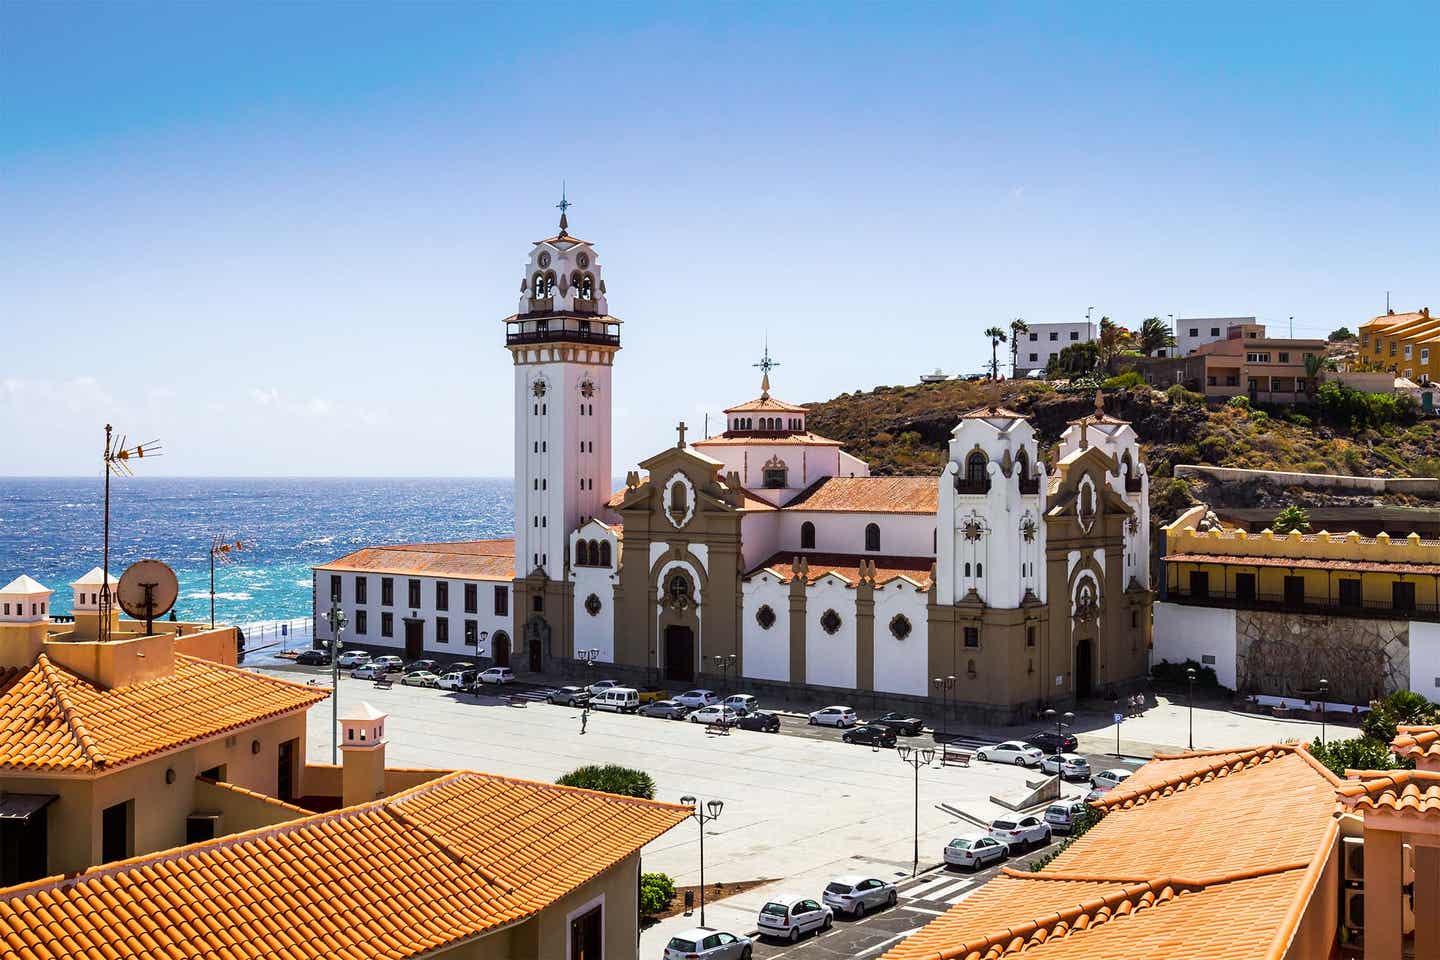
[401,670,439,687]
[674,688,719,709]
[1039,753,1091,780]
[588,679,620,697]
[821,875,896,918]
[370,655,404,672]
[689,704,741,726]
[336,650,371,668]
[1091,768,1133,791]
[663,927,753,960]
[975,740,1044,766]
[721,694,758,715]
[987,815,1051,851]
[756,895,832,943]
[435,670,476,691]
[943,833,1008,871]
[350,663,387,679]
[478,667,514,685]
[808,705,858,728]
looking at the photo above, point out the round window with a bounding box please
[577,252,590,268]
[755,604,776,630]
[889,613,912,640]
[820,609,842,635]
[585,593,602,617]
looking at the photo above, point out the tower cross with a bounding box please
[556,182,572,235]
[676,421,688,448]
[753,340,780,397]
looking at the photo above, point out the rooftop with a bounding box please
[692,431,842,447]
[314,539,515,581]
[0,653,327,772]
[781,476,937,514]
[745,552,934,590]
[0,771,690,960]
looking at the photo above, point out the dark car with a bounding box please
[638,699,689,720]
[1026,730,1079,754]
[735,710,781,732]
[403,658,439,674]
[870,712,925,737]
[295,649,331,666]
[842,723,898,748]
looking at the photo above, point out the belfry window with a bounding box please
[963,452,988,491]
[670,481,688,517]
[579,274,594,300]
[800,521,816,550]
[865,523,881,552]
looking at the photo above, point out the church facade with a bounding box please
[500,213,1154,720]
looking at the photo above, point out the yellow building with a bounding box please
[1153,505,1440,705]
[1359,306,1439,383]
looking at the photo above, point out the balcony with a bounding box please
[954,477,991,495]
[506,328,620,347]
[1018,476,1039,495]
[1167,589,1439,622]
[1125,476,1143,493]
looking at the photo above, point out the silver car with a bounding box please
[822,875,897,918]
[975,740,1044,767]
[664,927,752,960]
[1044,800,1090,834]
[943,833,1007,870]
[1039,753,1091,780]
[1091,768,1133,791]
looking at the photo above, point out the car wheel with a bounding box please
[976,752,988,762]
[788,927,800,943]
[823,914,833,931]
[740,949,751,960]
[1014,756,1027,766]
[887,890,897,907]
[808,717,816,725]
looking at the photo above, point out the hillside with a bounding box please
[803,379,1440,525]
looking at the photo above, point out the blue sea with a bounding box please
[0,478,514,630]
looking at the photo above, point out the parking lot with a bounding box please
[262,661,1110,957]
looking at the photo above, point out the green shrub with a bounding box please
[1165,383,1205,406]
[639,872,676,916]
[1101,371,1144,390]
[1151,658,1222,689]
[1285,412,1312,428]
[1308,736,1410,779]
[556,764,657,799]
[1361,690,1440,744]
[1271,504,1311,534]
[1197,436,1228,463]
[1226,395,1250,411]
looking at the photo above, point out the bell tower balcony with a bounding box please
[504,312,622,349]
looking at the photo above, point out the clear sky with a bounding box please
[3,2,1435,477]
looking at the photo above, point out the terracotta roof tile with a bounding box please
[692,432,842,447]
[0,772,690,960]
[1337,770,1440,817]
[745,552,933,590]
[781,476,937,514]
[0,655,327,773]
[1164,551,1440,576]
[315,540,515,581]
[723,394,808,414]
[1391,724,1440,761]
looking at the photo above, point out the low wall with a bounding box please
[1175,464,1440,497]
[193,777,310,833]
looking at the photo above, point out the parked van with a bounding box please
[593,687,640,713]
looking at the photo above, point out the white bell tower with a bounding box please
[506,197,620,581]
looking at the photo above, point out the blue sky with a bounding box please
[2,2,1435,477]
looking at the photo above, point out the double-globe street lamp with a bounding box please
[1043,708,1075,762]
[680,796,724,926]
[1186,666,1197,750]
[576,648,600,733]
[324,603,347,764]
[896,744,936,877]
[1319,678,1329,747]
[931,675,956,742]
[711,653,737,698]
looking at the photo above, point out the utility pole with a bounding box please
[325,603,347,763]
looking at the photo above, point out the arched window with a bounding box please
[977,563,984,578]
[668,573,690,606]
[1016,448,1030,481]
[963,452,989,491]
[801,521,816,549]
[576,541,590,566]
[580,274,594,299]
[598,540,611,567]
[670,481,688,516]
[531,272,545,297]
[964,562,971,577]
[865,523,881,552]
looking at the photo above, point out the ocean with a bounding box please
[0,478,514,633]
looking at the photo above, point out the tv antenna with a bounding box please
[100,426,162,641]
[209,536,250,628]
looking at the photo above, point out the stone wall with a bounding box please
[1235,610,1409,704]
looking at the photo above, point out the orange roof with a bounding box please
[0,771,690,960]
[745,552,933,590]
[0,654,327,772]
[723,393,808,413]
[1391,724,1440,761]
[1164,551,1440,576]
[782,476,938,514]
[315,539,515,581]
[1338,770,1440,817]
[693,431,842,447]
[884,744,1343,960]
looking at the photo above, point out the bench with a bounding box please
[373,677,393,690]
[705,723,731,736]
[941,745,972,767]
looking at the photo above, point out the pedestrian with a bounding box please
[580,704,590,735]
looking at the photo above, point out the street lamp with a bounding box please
[1043,708,1075,760]
[711,653,737,697]
[1186,666,1197,750]
[478,629,489,659]
[324,603,347,764]
[896,744,936,877]
[575,648,600,734]
[1319,678,1329,747]
[931,675,956,742]
[680,796,724,926]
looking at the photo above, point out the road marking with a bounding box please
[922,878,971,901]
[856,931,913,957]
[901,905,947,916]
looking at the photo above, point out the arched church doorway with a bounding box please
[529,637,543,672]
[1075,637,1095,699]
[664,626,695,684]
[524,616,550,673]
[493,632,511,668]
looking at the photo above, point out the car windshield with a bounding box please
[1047,804,1071,816]
[761,903,789,918]
[948,839,973,849]
[666,938,698,951]
[993,820,1017,830]
[825,882,853,894]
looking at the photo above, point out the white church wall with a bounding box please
[805,577,857,689]
[572,565,616,662]
[738,510,784,572]
[1153,602,1237,690]
[741,574,790,682]
[779,512,933,557]
[872,581,929,696]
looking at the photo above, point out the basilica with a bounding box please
[319,211,1155,720]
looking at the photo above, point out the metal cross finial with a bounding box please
[676,421,688,448]
[556,182,572,235]
[753,341,780,377]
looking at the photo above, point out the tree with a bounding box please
[1271,504,1311,535]
[639,872,676,916]
[1362,690,1440,745]
[1095,317,1132,374]
[1009,318,1029,376]
[1137,316,1176,356]
[1045,341,1100,377]
[1303,353,1324,400]
[556,764,656,799]
[1329,327,1357,342]
[1309,735,1406,778]
[984,326,1008,380]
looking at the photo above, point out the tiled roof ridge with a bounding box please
[378,793,513,894]
[33,654,108,768]
[195,774,314,818]
[1391,725,1440,758]
[1000,858,1315,890]
[1095,744,1339,811]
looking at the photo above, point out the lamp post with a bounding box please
[711,653,737,697]
[931,675,956,742]
[1186,666,1197,750]
[478,630,489,661]
[1319,678,1329,747]
[576,648,599,734]
[1043,708,1075,761]
[324,603,347,764]
[679,796,723,926]
[896,744,936,877]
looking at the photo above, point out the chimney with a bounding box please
[0,575,53,668]
[338,702,388,807]
[69,567,119,641]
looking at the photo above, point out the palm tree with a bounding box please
[1009,318,1029,377]
[984,326,1008,380]
[1303,353,1324,401]
[1138,316,1176,356]
[1096,317,1132,374]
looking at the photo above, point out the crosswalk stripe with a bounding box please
[921,878,971,902]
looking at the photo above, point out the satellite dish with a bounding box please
[117,559,179,633]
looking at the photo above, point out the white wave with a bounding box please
[184,590,252,601]
[297,536,335,547]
